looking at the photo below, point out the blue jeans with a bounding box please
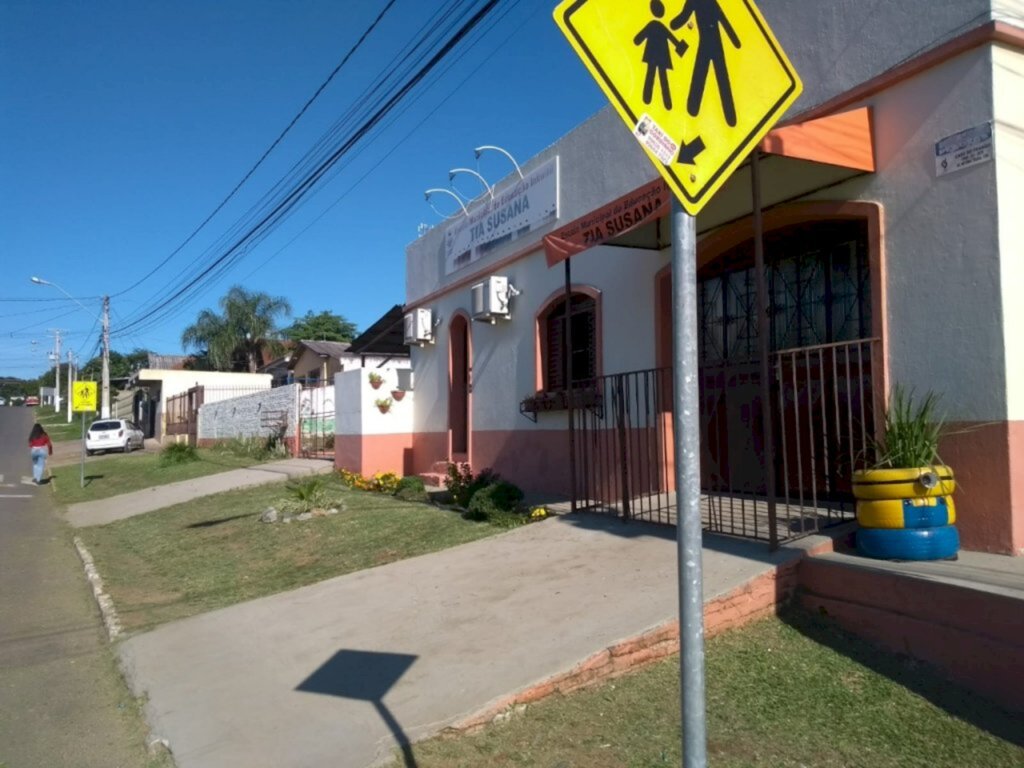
[31,447,48,483]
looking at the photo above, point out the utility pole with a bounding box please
[66,351,75,423]
[101,295,111,419]
[48,329,62,412]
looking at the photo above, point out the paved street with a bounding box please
[0,408,156,768]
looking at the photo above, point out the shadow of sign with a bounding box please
[297,649,419,767]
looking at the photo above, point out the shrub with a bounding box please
[284,476,329,512]
[371,472,401,494]
[874,386,946,469]
[160,442,198,466]
[215,436,288,462]
[465,480,525,522]
[445,463,503,508]
[394,476,428,503]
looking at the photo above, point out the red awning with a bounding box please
[544,107,874,267]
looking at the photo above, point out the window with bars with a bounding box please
[543,293,597,391]
[698,220,870,364]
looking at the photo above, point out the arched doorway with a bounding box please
[654,205,884,542]
[448,314,471,460]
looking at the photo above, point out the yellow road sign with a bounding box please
[72,381,97,413]
[554,0,802,215]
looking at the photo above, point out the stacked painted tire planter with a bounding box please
[852,467,960,560]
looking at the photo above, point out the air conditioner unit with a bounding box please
[403,308,433,345]
[471,276,515,323]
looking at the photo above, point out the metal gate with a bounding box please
[299,384,335,458]
[570,338,876,546]
[165,385,204,446]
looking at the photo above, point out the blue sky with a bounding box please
[0,0,606,378]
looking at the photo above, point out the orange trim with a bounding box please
[759,107,875,172]
[534,285,603,392]
[786,21,1024,126]
[696,201,888,435]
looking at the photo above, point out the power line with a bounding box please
[109,0,401,300]
[114,0,504,339]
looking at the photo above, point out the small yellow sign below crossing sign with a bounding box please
[72,381,97,413]
[554,0,802,215]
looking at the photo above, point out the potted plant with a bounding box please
[375,397,393,414]
[853,387,959,561]
[391,388,406,402]
[368,372,384,390]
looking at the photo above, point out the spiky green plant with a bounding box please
[874,386,946,468]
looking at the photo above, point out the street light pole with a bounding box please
[49,329,62,412]
[31,277,112,419]
[101,295,111,418]
[67,350,74,423]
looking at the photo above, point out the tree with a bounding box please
[79,348,150,380]
[282,310,358,343]
[181,286,292,372]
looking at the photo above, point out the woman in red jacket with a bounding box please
[28,423,53,485]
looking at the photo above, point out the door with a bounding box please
[449,315,470,458]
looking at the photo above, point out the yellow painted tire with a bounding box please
[857,496,956,529]
[852,466,955,500]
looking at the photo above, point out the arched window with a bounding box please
[541,292,597,391]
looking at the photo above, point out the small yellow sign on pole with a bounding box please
[554,0,802,214]
[72,381,98,413]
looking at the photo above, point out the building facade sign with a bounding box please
[935,122,993,177]
[444,157,559,275]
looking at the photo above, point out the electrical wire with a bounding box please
[109,0,401,300]
[113,0,504,339]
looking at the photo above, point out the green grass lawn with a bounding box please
[77,475,507,632]
[50,448,257,505]
[33,405,88,442]
[401,612,1024,768]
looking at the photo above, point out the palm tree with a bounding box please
[181,286,292,372]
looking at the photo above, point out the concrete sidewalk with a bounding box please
[118,514,828,768]
[66,457,334,528]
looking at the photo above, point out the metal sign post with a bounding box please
[72,381,98,489]
[670,200,706,766]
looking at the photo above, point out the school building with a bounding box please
[344,1,1024,555]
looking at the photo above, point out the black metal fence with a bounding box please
[570,338,878,547]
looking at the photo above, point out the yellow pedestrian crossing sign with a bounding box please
[72,381,97,413]
[554,0,802,215]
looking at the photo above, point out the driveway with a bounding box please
[119,513,810,768]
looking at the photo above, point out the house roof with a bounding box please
[147,353,191,370]
[347,305,409,356]
[295,340,352,360]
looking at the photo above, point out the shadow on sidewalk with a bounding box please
[298,649,420,767]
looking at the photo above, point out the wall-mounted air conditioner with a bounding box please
[403,308,434,345]
[471,275,518,323]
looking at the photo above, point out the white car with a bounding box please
[86,419,145,455]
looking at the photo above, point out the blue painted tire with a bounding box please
[856,496,955,529]
[857,525,960,561]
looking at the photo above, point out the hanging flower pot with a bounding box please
[375,397,392,414]
[391,389,406,401]
[368,372,384,390]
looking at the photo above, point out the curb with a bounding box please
[72,536,123,641]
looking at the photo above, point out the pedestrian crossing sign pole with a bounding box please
[72,382,97,488]
[554,2,802,766]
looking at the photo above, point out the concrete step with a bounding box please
[799,551,1024,714]
[419,472,447,487]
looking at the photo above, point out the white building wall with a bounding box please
[335,366,414,438]
[994,44,1024,421]
[803,46,1004,421]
